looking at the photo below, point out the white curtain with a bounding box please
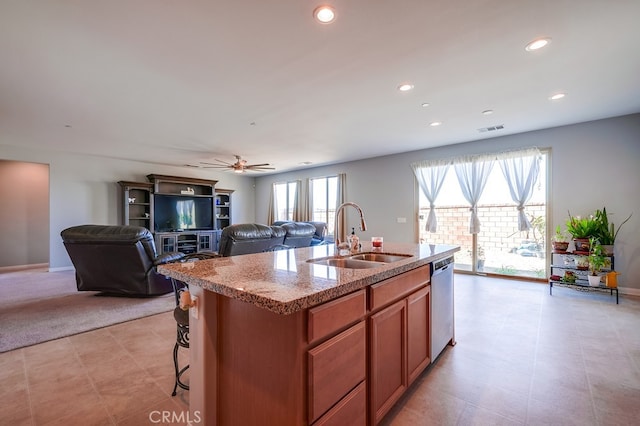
[499,148,541,231]
[267,183,276,224]
[454,156,494,234]
[336,173,346,242]
[411,160,450,232]
[292,180,308,221]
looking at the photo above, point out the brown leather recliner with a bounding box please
[61,224,185,296]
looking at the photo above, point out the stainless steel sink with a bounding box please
[307,257,384,269]
[306,252,413,269]
[349,253,412,263]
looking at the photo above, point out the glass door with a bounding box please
[418,151,548,279]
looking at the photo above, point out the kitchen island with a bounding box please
[159,242,459,426]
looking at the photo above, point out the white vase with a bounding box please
[588,275,601,286]
[601,244,614,256]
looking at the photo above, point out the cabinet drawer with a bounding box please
[313,381,366,426]
[369,265,430,312]
[308,321,366,423]
[308,289,366,343]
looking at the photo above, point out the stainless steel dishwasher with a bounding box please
[430,256,455,361]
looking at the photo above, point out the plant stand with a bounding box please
[549,252,618,304]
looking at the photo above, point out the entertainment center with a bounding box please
[118,174,234,254]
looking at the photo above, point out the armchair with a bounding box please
[61,224,185,296]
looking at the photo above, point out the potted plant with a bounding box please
[574,254,589,270]
[552,225,569,253]
[587,237,607,286]
[566,211,598,252]
[477,246,485,271]
[561,270,576,284]
[594,207,632,256]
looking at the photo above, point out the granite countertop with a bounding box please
[158,242,459,315]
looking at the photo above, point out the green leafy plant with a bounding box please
[566,211,599,239]
[553,225,568,243]
[594,207,632,245]
[561,271,576,283]
[588,237,607,276]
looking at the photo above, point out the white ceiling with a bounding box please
[2,1,640,174]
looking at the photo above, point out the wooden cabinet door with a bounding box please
[369,299,407,425]
[407,285,430,385]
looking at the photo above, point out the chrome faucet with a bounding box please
[334,202,367,255]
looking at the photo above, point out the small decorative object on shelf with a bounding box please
[605,271,620,288]
[552,225,569,253]
[561,271,577,283]
[574,255,589,270]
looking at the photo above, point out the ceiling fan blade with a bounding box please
[200,162,231,168]
[247,167,276,171]
[214,158,234,165]
[244,163,271,168]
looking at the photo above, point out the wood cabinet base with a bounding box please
[188,264,435,425]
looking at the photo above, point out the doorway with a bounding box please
[0,160,50,271]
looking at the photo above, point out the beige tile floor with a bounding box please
[1,273,639,425]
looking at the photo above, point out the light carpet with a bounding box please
[0,268,174,353]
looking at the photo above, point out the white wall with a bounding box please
[0,146,256,269]
[1,114,638,292]
[254,114,640,293]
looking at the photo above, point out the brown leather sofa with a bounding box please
[217,223,287,256]
[61,224,185,296]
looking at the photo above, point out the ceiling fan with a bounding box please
[200,155,275,173]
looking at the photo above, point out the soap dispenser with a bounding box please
[349,227,360,252]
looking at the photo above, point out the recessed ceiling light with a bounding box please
[421,102,430,107]
[482,110,494,115]
[525,37,551,52]
[314,6,336,24]
[398,83,414,92]
[429,121,442,127]
[549,93,566,100]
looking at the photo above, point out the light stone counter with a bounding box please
[158,242,459,314]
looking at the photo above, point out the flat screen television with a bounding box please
[154,195,214,232]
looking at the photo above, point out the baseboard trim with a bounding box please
[0,263,49,273]
[619,286,640,297]
[48,266,75,272]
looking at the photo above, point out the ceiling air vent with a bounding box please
[477,124,504,133]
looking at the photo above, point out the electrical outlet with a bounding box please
[397,217,407,223]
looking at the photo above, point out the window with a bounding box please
[310,176,338,235]
[273,181,297,222]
